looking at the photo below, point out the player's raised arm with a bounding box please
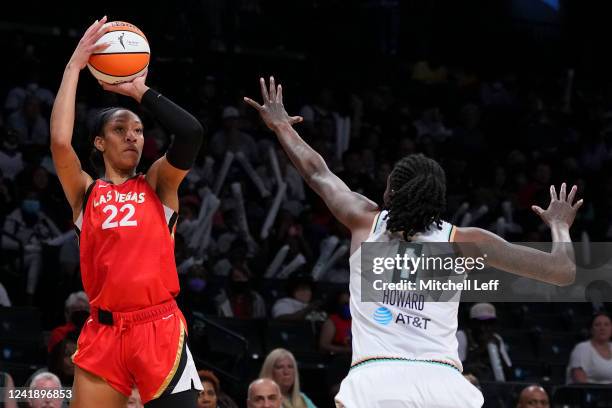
[244,77,378,233]
[50,17,109,215]
[98,74,204,211]
[455,183,583,286]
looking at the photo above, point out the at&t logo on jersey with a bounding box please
[373,304,432,330]
[373,307,393,325]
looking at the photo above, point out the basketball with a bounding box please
[87,21,150,84]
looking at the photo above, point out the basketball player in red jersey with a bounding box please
[50,17,204,407]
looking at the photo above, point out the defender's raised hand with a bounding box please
[244,76,303,131]
[532,183,583,228]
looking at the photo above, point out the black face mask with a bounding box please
[230,281,250,295]
[70,310,90,329]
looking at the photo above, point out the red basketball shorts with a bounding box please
[72,299,202,404]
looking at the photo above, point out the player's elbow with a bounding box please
[189,120,205,140]
[553,262,576,286]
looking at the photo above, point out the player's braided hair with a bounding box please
[384,154,446,239]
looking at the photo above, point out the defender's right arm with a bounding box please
[244,77,378,243]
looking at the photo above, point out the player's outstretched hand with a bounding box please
[98,69,149,103]
[531,183,583,228]
[69,16,110,70]
[244,76,303,131]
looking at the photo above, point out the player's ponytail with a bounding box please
[385,154,446,240]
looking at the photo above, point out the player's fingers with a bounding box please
[92,19,110,41]
[259,77,269,103]
[243,97,263,111]
[550,185,558,201]
[572,199,584,211]
[269,76,276,102]
[84,19,99,38]
[276,84,283,104]
[290,116,303,124]
[567,185,577,204]
[86,16,107,40]
[91,42,111,53]
[531,205,544,216]
[559,182,567,201]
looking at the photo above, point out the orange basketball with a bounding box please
[87,21,150,84]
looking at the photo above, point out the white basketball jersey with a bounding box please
[348,210,462,370]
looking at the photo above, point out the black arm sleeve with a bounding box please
[141,88,204,170]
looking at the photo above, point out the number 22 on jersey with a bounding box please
[101,204,138,229]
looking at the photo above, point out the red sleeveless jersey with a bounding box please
[75,175,180,312]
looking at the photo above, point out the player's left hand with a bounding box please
[98,69,149,103]
[244,76,303,131]
[531,183,583,228]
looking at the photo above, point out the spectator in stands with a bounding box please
[178,263,219,316]
[210,106,258,163]
[259,348,317,408]
[516,384,549,408]
[1,190,61,303]
[198,370,219,408]
[4,69,54,114]
[271,273,324,321]
[48,291,89,352]
[198,369,238,408]
[126,387,143,408]
[28,371,63,408]
[319,290,351,354]
[0,128,24,181]
[1,371,17,408]
[247,378,282,408]
[48,330,78,386]
[567,312,612,384]
[215,265,266,318]
[457,303,513,381]
[6,94,49,147]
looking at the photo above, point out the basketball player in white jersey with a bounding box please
[245,77,582,408]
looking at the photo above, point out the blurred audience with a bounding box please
[457,303,513,382]
[259,348,317,408]
[516,384,549,408]
[567,312,612,384]
[48,291,89,353]
[319,290,351,354]
[197,369,239,408]
[272,274,324,321]
[28,371,63,408]
[247,378,282,408]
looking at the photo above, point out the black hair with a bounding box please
[286,271,313,296]
[88,106,133,175]
[590,312,611,329]
[385,153,446,239]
